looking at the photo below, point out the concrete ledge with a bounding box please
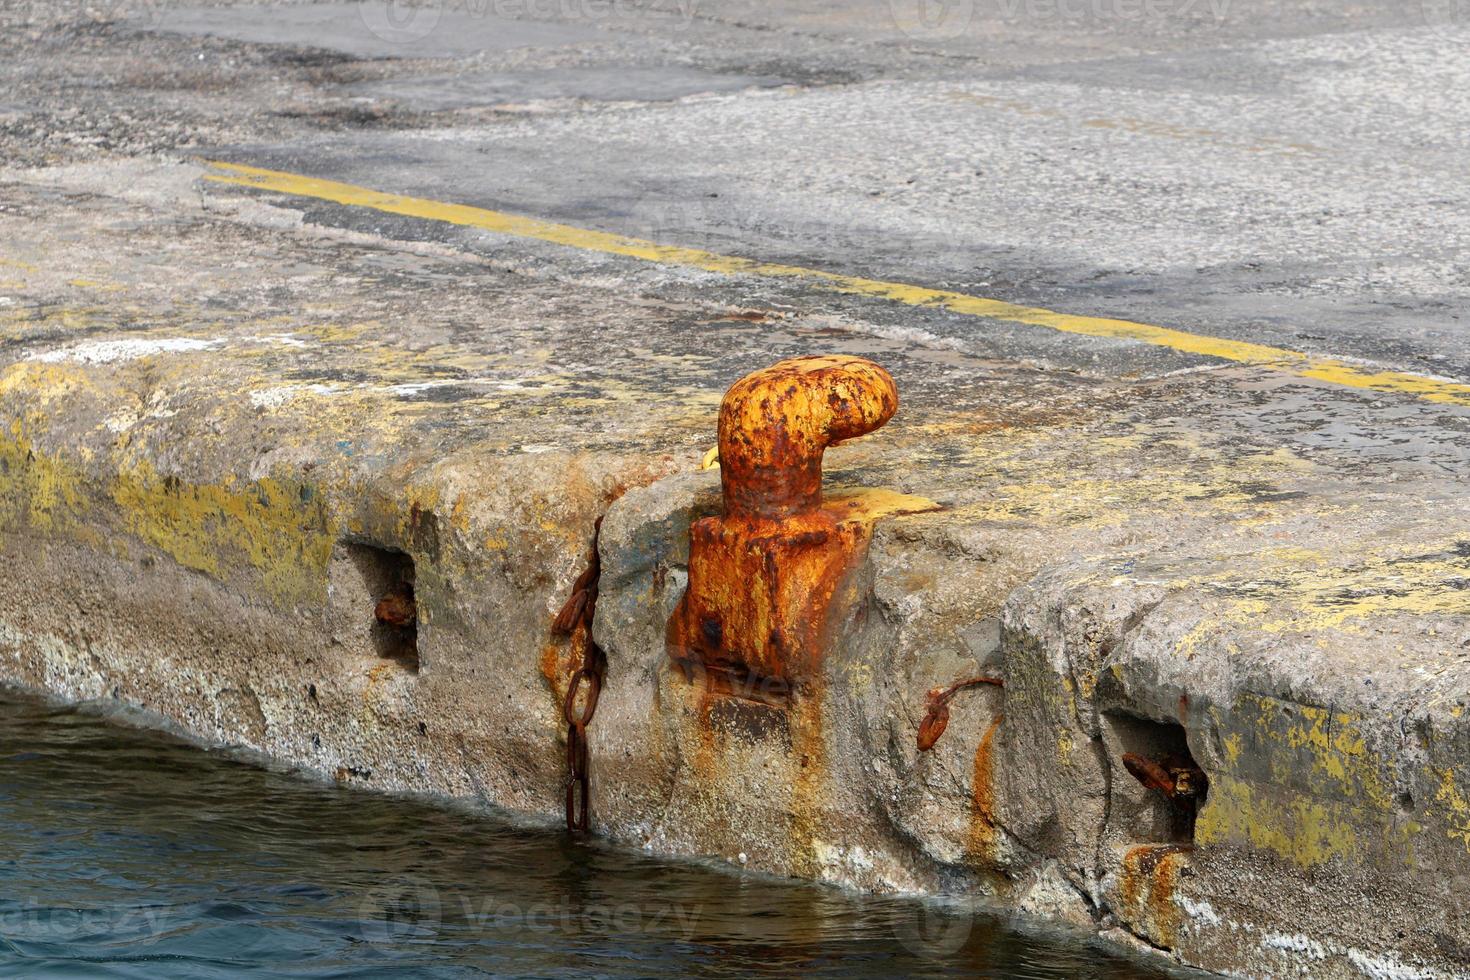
[5,165,1470,977]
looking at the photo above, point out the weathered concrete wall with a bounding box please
[9,431,1468,977]
[6,166,1470,978]
[593,476,1470,977]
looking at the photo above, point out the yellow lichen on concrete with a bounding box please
[110,460,337,606]
[1199,694,1433,868]
[1269,699,1393,810]
[1206,694,1396,810]
[1429,767,1470,855]
[0,360,100,410]
[0,422,86,532]
[940,430,1316,530]
[1174,537,1470,635]
[1195,775,1363,868]
[1,414,337,605]
[1223,731,1243,767]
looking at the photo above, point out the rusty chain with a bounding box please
[553,516,605,834]
[561,645,604,832]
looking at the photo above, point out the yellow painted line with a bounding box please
[203,160,1470,408]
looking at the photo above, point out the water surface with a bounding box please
[0,691,1181,978]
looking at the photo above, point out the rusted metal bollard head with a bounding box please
[717,356,898,520]
[670,356,905,703]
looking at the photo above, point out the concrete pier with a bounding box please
[4,1,1470,974]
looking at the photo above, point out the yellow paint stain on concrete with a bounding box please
[203,161,1470,409]
[823,487,941,522]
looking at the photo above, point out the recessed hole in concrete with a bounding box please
[344,542,419,673]
[1105,711,1206,845]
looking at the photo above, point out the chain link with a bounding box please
[562,649,604,833]
[553,517,606,834]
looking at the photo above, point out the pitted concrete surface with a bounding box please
[3,1,1470,977]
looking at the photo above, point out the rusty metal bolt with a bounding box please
[1122,752,1209,806]
[916,676,1004,751]
[374,583,416,627]
[717,356,898,520]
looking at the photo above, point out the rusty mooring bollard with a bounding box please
[669,356,901,703]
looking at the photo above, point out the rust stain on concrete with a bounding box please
[1118,844,1190,949]
[967,714,1005,863]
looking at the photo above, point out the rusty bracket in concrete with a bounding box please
[1122,752,1209,807]
[668,356,901,704]
[916,675,1004,751]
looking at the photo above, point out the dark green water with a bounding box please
[0,690,1178,978]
